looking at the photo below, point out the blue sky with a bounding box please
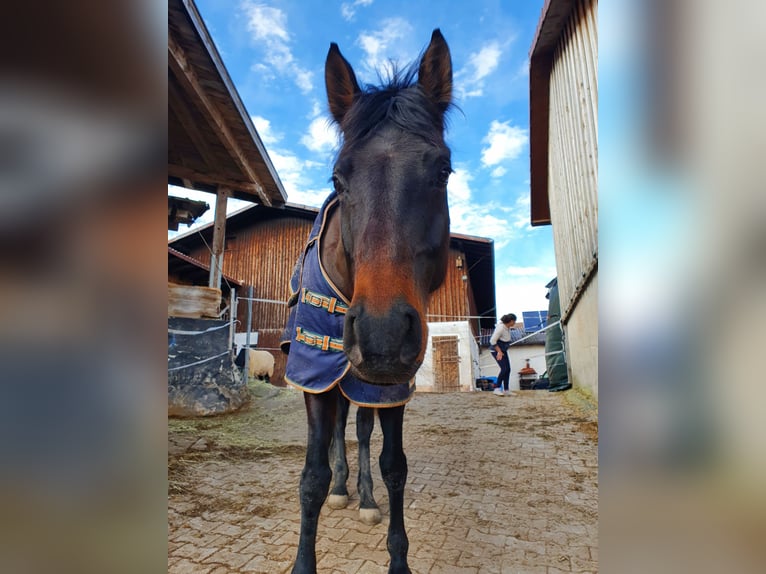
[169,0,555,319]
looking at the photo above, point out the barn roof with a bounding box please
[168,195,209,230]
[168,0,287,206]
[448,232,496,330]
[528,0,578,226]
[169,201,497,330]
[168,246,243,289]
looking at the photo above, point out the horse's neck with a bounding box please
[320,207,353,300]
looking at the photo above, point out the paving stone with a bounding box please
[168,558,213,574]
[169,390,598,573]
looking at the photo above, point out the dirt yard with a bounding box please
[168,381,598,573]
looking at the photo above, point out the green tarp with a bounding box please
[545,278,570,391]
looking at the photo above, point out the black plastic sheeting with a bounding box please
[168,317,248,416]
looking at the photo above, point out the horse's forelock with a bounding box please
[338,65,448,149]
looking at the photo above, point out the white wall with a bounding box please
[416,321,479,393]
[478,344,547,391]
[563,274,598,399]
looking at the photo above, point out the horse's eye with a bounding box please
[437,166,452,187]
[332,175,346,194]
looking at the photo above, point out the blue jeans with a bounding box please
[491,351,511,391]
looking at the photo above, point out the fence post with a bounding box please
[243,285,253,380]
[229,288,237,351]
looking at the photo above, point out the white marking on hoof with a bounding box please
[327,494,349,509]
[359,507,382,525]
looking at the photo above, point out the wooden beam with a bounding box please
[208,187,230,289]
[168,78,220,170]
[529,53,553,226]
[168,34,272,207]
[168,163,265,195]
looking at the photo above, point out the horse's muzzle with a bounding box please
[343,299,423,384]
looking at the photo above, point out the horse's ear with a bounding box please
[325,43,361,125]
[418,29,453,113]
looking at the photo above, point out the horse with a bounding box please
[280,29,453,574]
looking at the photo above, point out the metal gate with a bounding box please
[432,335,460,392]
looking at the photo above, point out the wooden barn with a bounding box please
[169,202,497,389]
[529,0,598,398]
[168,0,287,416]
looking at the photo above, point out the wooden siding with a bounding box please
[185,215,310,385]
[547,0,598,321]
[425,248,472,327]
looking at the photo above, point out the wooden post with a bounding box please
[208,187,230,289]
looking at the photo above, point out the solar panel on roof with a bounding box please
[522,310,548,333]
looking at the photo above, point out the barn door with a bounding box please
[432,335,460,392]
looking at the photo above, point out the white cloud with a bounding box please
[511,193,533,229]
[447,168,514,247]
[447,167,473,203]
[356,18,414,78]
[308,100,323,119]
[481,120,528,167]
[301,117,340,154]
[494,278,552,315]
[243,4,288,41]
[242,2,314,94]
[490,166,507,178]
[294,69,314,93]
[341,0,374,21]
[250,115,280,146]
[267,148,330,206]
[470,42,503,81]
[455,40,507,99]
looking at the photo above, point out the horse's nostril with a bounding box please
[399,307,422,365]
[343,308,361,364]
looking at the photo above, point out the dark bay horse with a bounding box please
[281,29,453,574]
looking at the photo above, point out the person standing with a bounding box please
[489,313,516,395]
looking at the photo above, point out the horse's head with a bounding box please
[324,29,453,384]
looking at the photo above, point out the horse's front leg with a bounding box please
[327,392,351,509]
[357,406,382,524]
[292,388,338,574]
[378,405,410,574]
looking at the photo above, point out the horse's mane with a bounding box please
[339,62,451,149]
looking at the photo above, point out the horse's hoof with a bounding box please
[359,507,382,525]
[327,494,349,509]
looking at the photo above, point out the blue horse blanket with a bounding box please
[280,192,415,408]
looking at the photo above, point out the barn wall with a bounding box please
[186,215,312,385]
[427,248,473,329]
[548,0,597,311]
[562,274,598,399]
[547,0,598,395]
